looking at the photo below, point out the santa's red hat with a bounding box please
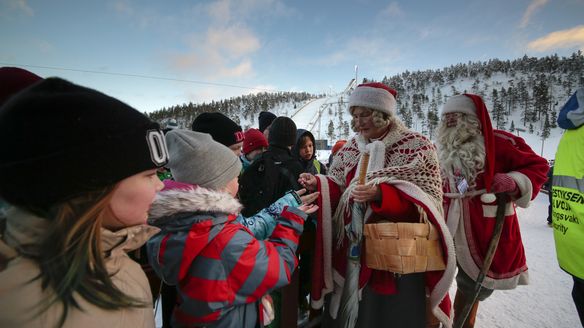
[442,94,495,195]
[348,82,397,116]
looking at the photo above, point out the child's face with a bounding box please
[224,176,239,197]
[104,169,163,230]
[229,142,243,157]
[299,137,314,161]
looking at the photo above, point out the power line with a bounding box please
[0,62,278,92]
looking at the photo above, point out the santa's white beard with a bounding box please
[437,119,486,188]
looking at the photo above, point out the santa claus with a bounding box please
[436,94,549,328]
[300,82,456,328]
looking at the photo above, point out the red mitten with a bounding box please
[490,173,518,194]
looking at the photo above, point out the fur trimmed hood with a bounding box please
[148,186,242,223]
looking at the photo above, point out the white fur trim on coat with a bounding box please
[148,187,242,223]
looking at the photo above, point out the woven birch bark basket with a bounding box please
[363,219,446,274]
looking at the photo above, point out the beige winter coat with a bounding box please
[0,207,159,328]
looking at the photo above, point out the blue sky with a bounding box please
[1,0,583,113]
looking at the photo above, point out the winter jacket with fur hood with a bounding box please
[146,184,307,328]
[162,179,302,240]
[0,207,158,328]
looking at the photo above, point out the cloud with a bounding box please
[204,0,296,24]
[109,0,173,29]
[207,26,260,58]
[380,2,404,17]
[527,25,584,51]
[113,1,295,81]
[111,0,133,15]
[520,0,548,28]
[170,25,260,79]
[206,0,231,22]
[1,0,34,16]
[315,37,401,68]
[34,39,55,53]
[218,59,254,78]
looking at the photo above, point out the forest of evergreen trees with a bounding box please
[373,51,583,139]
[150,51,583,144]
[148,91,317,130]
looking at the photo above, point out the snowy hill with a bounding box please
[287,52,583,162]
[151,51,583,162]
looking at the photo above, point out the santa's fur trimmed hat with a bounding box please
[348,82,397,116]
[442,94,496,199]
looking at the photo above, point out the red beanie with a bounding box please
[0,67,42,106]
[243,128,268,155]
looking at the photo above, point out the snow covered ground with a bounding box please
[468,192,580,328]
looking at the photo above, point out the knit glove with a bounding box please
[490,173,518,194]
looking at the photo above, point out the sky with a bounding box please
[1,0,584,113]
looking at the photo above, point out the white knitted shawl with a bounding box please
[328,120,444,241]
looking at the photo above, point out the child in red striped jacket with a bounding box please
[147,129,317,327]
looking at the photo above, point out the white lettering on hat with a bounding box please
[146,130,169,166]
[234,131,244,143]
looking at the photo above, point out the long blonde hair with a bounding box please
[30,186,147,327]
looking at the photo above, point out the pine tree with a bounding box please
[327,120,335,140]
[517,79,532,125]
[491,89,505,129]
[471,78,480,94]
[532,75,551,125]
[342,121,350,138]
[427,99,439,138]
[541,113,551,140]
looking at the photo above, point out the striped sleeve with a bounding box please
[226,206,306,304]
[175,207,306,325]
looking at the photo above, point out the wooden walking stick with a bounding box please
[338,151,370,328]
[454,193,507,328]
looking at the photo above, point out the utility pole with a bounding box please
[355,65,358,85]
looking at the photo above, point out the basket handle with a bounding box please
[415,204,430,224]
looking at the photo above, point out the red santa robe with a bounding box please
[311,119,456,328]
[444,128,549,289]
